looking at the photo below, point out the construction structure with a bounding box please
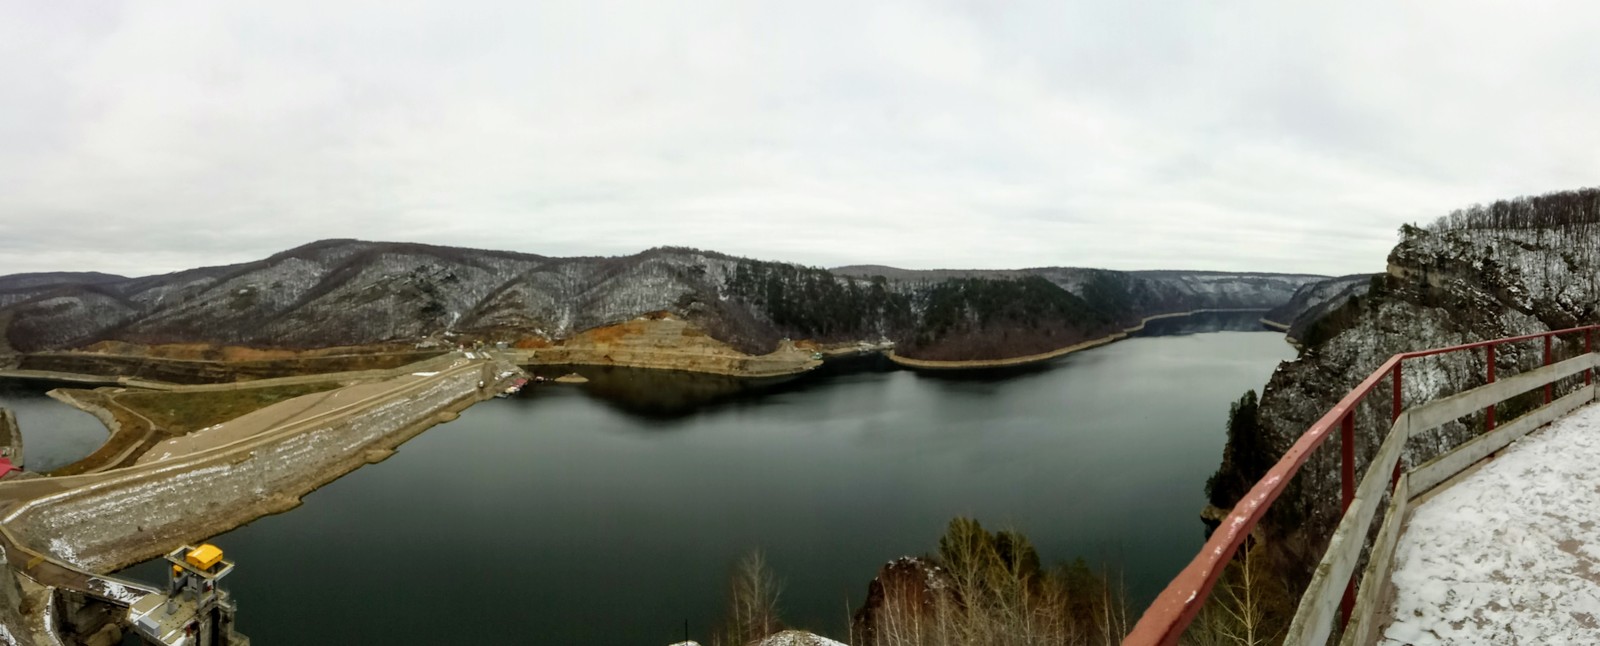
[0,350,528,644]
[126,544,247,646]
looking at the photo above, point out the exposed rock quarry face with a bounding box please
[850,557,956,646]
[0,240,1322,363]
[514,313,820,377]
[1210,213,1600,588]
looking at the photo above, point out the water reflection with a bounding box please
[518,364,797,420]
[1134,309,1273,337]
[519,356,897,420]
[110,312,1296,644]
[543,310,1279,406]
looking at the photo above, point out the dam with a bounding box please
[0,351,525,644]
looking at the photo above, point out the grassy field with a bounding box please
[117,382,340,434]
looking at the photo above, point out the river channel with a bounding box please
[3,311,1296,643]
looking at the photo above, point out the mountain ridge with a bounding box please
[1,239,1324,363]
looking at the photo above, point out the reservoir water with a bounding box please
[0,379,110,472]
[9,311,1296,644]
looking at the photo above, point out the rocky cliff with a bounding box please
[0,240,1322,364]
[1260,274,1375,344]
[1209,186,1600,586]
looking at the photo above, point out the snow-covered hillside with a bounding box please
[1262,274,1374,342]
[0,240,1320,359]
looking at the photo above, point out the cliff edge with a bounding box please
[1208,186,1600,589]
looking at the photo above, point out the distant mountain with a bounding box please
[837,265,1326,318]
[831,265,1025,281]
[0,241,1324,361]
[0,272,126,299]
[1260,274,1376,343]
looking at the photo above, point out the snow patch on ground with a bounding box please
[750,631,848,646]
[47,536,81,567]
[1384,401,1600,644]
[89,578,146,604]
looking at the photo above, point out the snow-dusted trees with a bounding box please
[1428,186,1600,234]
[853,517,1127,646]
[723,260,914,341]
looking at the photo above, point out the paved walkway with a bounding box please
[1383,402,1600,645]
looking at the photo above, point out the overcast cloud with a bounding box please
[3,1,1599,278]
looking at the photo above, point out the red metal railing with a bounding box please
[1124,324,1600,646]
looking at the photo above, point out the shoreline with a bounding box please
[505,315,825,379]
[2,308,1282,383]
[1257,318,1304,349]
[509,351,822,379]
[0,355,522,575]
[887,308,1272,371]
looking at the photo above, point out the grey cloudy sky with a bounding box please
[3,1,1599,278]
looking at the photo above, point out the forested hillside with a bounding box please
[1261,274,1375,344]
[0,240,1321,362]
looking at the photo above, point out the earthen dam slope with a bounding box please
[0,352,523,590]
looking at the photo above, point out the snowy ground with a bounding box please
[1383,400,1600,645]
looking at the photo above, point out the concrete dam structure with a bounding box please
[0,351,525,644]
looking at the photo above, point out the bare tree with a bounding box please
[721,550,784,646]
[1185,543,1287,646]
[859,518,1128,646]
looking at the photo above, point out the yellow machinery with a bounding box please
[185,544,224,571]
[128,544,247,645]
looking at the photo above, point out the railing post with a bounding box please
[1126,325,1600,645]
[1391,363,1403,489]
[1340,410,1355,625]
[1392,362,1403,421]
[1545,334,1554,404]
[1486,345,1496,431]
[1340,411,1355,511]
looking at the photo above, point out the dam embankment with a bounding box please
[0,355,517,575]
[14,349,445,385]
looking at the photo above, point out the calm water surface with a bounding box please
[90,312,1296,644]
[0,379,110,471]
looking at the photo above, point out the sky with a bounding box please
[3,1,1600,278]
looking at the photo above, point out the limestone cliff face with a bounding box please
[1210,190,1600,584]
